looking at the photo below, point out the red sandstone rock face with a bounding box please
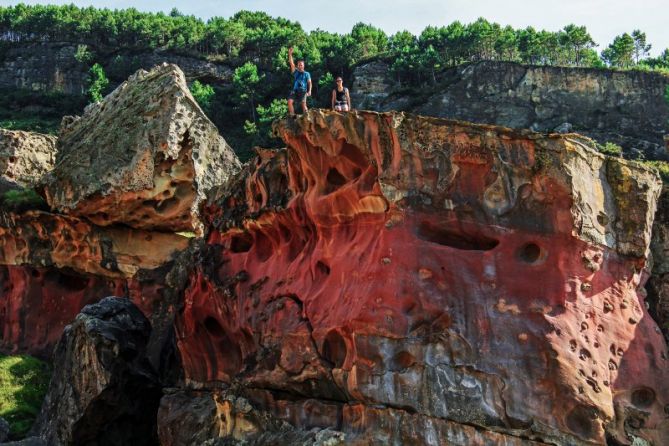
[0,209,191,360]
[176,110,668,445]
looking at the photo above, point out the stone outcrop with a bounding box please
[43,63,241,232]
[352,60,669,159]
[32,297,161,446]
[0,43,89,95]
[0,209,191,357]
[157,389,347,446]
[0,211,188,278]
[0,42,233,95]
[175,110,668,445]
[0,129,56,189]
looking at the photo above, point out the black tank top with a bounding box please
[335,87,347,102]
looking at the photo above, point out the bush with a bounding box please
[0,188,48,212]
[189,80,215,113]
[87,63,110,103]
[596,142,623,156]
[0,354,51,439]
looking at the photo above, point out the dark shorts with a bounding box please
[288,90,307,102]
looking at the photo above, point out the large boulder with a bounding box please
[43,63,241,232]
[176,110,669,445]
[32,297,161,446]
[0,129,56,189]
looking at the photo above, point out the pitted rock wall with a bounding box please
[174,110,669,445]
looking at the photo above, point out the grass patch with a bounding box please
[0,188,47,212]
[0,354,51,439]
[596,142,623,157]
[0,117,60,135]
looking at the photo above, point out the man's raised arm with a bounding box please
[288,47,295,73]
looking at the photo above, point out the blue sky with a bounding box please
[2,0,667,55]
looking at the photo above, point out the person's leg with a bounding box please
[301,98,308,113]
[287,98,295,116]
[341,104,349,112]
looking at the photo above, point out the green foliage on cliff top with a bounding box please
[0,188,47,212]
[0,4,666,75]
[0,4,667,159]
[0,354,51,439]
[596,142,623,157]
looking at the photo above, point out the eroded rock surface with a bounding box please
[176,110,668,445]
[0,209,190,358]
[32,297,161,446]
[0,129,56,188]
[157,389,347,446]
[43,63,241,231]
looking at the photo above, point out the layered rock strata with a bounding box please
[352,61,669,159]
[175,110,669,445]
[0,129,56,189]
[43,63,241,232]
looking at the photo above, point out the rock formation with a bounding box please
[0,43,233,96]
[352,60,669,159]
[2,61,669,445]
[43,63,241,232]
[0,210,189,356]
[0,129,56,189]
[32,297,161,446]
[175,110,669,445]
[0,64,241,364]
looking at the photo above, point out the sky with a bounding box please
[2,0,667,55]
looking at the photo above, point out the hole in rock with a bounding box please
[230,233,253,253]
[255,231,273,262]
[416,221,499,251]
[340,142,369,169]
[155,197,179,215]
[200,320,243,376]
[631,387,656,408]
[518,242,542,264]
[56,272,90,291]
[390,351,416,371]
[278,224,292,242]
[325,168,348,193]
[203,316,224,337]
[315,261,331,278]
[323,331,347,368]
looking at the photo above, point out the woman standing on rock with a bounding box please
[331,77,351,112]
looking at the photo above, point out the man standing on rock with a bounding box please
[287,47,311,116]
